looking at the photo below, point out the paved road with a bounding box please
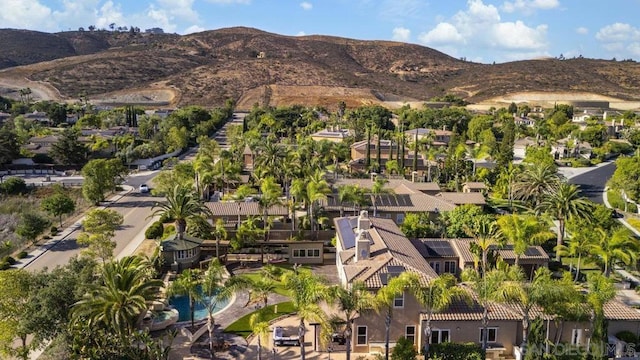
[567,161,616,204]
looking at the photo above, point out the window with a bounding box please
[429,262,441,274]
[292,248,320,258]
[396,213,405,224]
[571,329,584,345]
[176,248,197,260]
[444,261,457,274]
[405,326,416,344]
[479,328,498,343]
[431,329,450,344]
[357,326,367,345]
[393,293,404,308]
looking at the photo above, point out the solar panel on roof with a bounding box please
[337,218,356,249]
[524,248,541,257]
[387,265,405,274]
[425,240,457,257]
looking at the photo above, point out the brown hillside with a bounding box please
[0,27,639,109]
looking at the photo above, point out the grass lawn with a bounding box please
[608,190,638,213]
[627,218,640,233]
[224,301,295,338]
[238,272,290,297]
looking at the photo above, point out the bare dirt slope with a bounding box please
[0,27,639,109]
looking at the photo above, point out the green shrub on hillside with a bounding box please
[145,221,164,240]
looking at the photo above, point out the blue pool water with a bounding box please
[168,288,232,322]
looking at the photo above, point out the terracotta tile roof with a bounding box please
[451,239,476,263]
[205,202,288,216]
[426,286,522,321]
[464,182,487,190]
[330,178,441,193]
[334,215,437,289]
[604,300,640,320]
[450,239,549,264]
[436,192,486,205]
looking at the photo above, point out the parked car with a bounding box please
[139,184,150,193]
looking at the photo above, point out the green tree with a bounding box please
[81,158,127,204]
[522,146,556,169]
[329,281,376,360]
[440,204,485,238]
[250,309,271,360]
[409,273,469,356]
[608,155,640,204]
[556,228,596,282]
[464,215,500,274]
[375,272,414,360]
[391,336,417,360]
[16,212,50,245]
[167,268,202,328]
[259,176,283,239]
[496,214,554,267]
[0,270,37,360]
[50,127,87,166]
[514,164,560,207]
[0,125,19,165]
[77,209,124,262]
[41,192,76,227]
[213,218,227,260]
[166,126,188,152]
[151,185,212,239]
[72,256,162,347]
[400,213,435,238]
[201,260,238,355]
[585,274,615,354]
[589,227,640,277]
[536,182,592,261]
[281,269,330,360]
[371,177,392,217]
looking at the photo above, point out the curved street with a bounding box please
[564,161,616,203]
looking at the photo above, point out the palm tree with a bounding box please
[201,260,238,356]
[306,169,331,231]
[496,214,555,267]
[409,273,470,356]
[374,272,414,360]
[281,269,330,360]
[193,137,219,200]
[329,281,376,360]
[464,215,500,274]
[250,309,271,360]
[555,229,595,282]
[514,164,561,207]
[466,143,489,177]
[213,219,227,260]
[586,274,615,353]
[151,185,213,238]
[72,256,162,344]
[536,182,593,261]
[167,268,202,329]
[589,227,640,277]
[371,177,392,218]
[258,176,283,240]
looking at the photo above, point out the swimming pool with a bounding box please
[168,287,233,322]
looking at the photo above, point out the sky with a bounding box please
[2,0,640,64]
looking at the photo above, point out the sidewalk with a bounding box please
[602,187,640,237]
[15,185,134,270]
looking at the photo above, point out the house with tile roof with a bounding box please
[333,212,640,359]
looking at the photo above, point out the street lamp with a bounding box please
[344,325,353,360]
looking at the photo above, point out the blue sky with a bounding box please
[2,0,640,63]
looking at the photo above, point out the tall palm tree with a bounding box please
[555,229,595,282]
[374,272,414,360]
[151,185,213,239]
[589,227,640,277]
[258,176,283,240]
[281,269,330,360]
[306,169,331,231]
[409,273,470,356]
[464,215,500,274]
[72,256,162,344]
[213,219,227,260]
[329,281,376,360]
[536,182,593,261]
[586,274,615,353]
[371,177,392,218]
[167,268,202,329]
[201,260,238,356]
[249,309,271,360]
[496,214,555,267]
[514,164,561,207]
[193,137,219,200]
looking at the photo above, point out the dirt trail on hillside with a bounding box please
[0,75,62,101]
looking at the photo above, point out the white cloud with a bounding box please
[391,27,411,42]
[419,23,463,45]
[296,31,306,36]
[0,0,55,30]
[94,1,126,30]
[596,23,640,59]
[576,27,588,35]
[184,25,205,34]
[418,0,549,61]
[596,23,640,43]
[300,2,312,10]
[502,0,559,13]
[379,0,426,21]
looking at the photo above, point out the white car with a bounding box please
[139,184,150,193]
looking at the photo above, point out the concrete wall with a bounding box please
[288,242,324,264]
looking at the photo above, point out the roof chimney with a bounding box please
[355,231,370,262]
[357,210,370,232]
